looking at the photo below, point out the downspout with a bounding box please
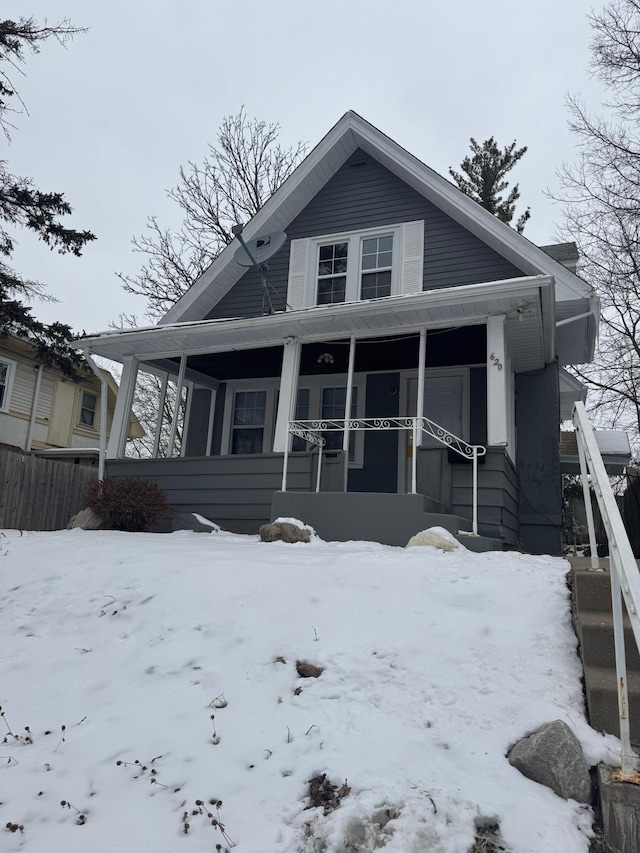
[82,351,108,481]
[25,364,44,452]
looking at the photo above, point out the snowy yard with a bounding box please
[0,528,621,852]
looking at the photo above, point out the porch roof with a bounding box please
[80,275,556,373]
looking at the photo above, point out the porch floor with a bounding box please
[271,491,502,551]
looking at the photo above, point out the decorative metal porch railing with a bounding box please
[574,400,640,779]
[282,417,486,535]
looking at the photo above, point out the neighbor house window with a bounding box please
[231,390,267,454]
[317,242,348,305]
[79,391,98,427]
[360,235,393,299]
[0,357,16,412]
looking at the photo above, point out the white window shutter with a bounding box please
[287,238,309,310]
[399,220,424,295]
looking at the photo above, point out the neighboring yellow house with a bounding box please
[0,335,142,452]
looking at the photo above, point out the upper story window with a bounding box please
[0,357,16,412]
[287,220,424,311]
[317,242,348,304]
[79,391,98,427]
[360,235,393,299]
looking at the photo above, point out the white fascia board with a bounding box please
[80,275,554,365]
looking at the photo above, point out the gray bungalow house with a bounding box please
[80,112,598,555]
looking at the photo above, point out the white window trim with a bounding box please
[0,356,17,413]
[220,374,366,467]
[287,220,424,310]
[312,224,401,306]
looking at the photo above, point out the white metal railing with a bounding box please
[574,401,640,778]
[282,417,486,535]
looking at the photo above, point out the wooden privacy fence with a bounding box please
[0,448,97,531]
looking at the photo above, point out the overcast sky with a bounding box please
[5,0,605,335]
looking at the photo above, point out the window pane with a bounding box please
[361,270,392,300]
[0,362,6,409]
[378,251,393,268]
[379,235,393,252]
[317,276,346,305]
[335,242,348,258]
[232,428,263,455]
[321,387,357,453]
[80,392,97,426]
[361,238,377,255]
[334,257,348,274]
[233,391,266,426]
[318,261,333,276]
[292,388,310,451]
[361,254,377,270]
[319,245,333,261]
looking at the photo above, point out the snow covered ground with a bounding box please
[0,527,621,852]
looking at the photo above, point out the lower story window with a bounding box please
[322,386,358,459]
[231,390,266,454]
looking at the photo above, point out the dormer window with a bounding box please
[287,220,424,311]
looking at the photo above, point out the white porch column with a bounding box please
[487,315,509,446]
[107,356,138,459]
[342,335,356,492]
[168,355,187,458]
[273,338,302,452]
[415,328,427,447]
[152,374,169,458]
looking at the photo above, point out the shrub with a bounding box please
[86,478,171,532]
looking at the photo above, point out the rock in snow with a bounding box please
[508,720,592,803]
[67,506,109,530]
[259,521,311,543]
[406,526,460,551]
[171,512,220,533]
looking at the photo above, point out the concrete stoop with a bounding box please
[271,491,503,550]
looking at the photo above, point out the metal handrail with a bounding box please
[573,401,640,778]
[282,417,486,535]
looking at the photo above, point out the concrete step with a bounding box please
[456,533,503,553]
[574,569,613,613]
[583,665,640,743]
[577,610,640,671]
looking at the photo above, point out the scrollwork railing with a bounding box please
[282,417,486,535]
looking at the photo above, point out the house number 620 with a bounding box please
[490,353,503,371]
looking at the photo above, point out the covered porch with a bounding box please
[82,276,561,551]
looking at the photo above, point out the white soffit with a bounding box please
[160,112,592,326]
[81,276,554,374]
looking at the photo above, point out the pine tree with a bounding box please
[449,137,531,233]
[0,17,95,379]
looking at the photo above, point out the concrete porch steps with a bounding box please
[572,565,640,743]
[271,491,503,551]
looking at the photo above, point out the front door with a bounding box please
[402,373,465,491]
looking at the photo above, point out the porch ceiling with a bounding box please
[80,276,555,374]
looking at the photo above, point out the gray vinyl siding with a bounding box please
[207,149,524,320]
[106,453,314,535]
[451,448,519,546]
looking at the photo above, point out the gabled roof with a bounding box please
[161,111,595,327]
